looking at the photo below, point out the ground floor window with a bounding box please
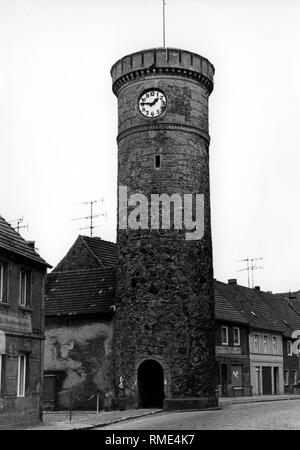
[284,369,289,386]
[0,354,4,396]
[17,354,27,397]
[293,370,297,385]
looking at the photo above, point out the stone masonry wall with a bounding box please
[112,48,217,408]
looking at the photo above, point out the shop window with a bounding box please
[17,354,28,397]
[293,370,297,385]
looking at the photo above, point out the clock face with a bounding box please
[139,90,166,118]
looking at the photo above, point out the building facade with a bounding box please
[215,322,251,397]
[249,330,284,395]
[0,215,50,427]
[44,237,116,410]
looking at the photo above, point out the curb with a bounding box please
[67,409,163,431]
[219,396,300,407]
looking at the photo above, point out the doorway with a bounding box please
[138,360,165,408]
[262,366,272,395]
[273,367,279,394]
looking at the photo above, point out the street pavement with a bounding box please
[21,395,300,430]
[100,399,300,430]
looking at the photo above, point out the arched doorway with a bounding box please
[138,359,165,408]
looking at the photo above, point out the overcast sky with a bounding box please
[0,0,299,292]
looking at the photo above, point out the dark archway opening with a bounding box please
[138,360,165,408]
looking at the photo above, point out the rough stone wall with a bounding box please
[44,316,114,409]
[112,48,216,407]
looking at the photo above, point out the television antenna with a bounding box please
[9,216,29,234]
[72,199,106,237]
[237,257,263,288]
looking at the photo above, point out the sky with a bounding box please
[0,0,299,292]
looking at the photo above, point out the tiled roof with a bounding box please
[81,235,116,268]
[0,215,51,267]
[45,267,115,317]
[214,280,300,337]
[214,282,248,324]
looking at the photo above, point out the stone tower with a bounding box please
[111,48,217,410]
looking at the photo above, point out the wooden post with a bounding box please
[69,391,73,422]
[96,391,100,414]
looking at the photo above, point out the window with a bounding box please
[0,264,3,301]
[293,370,297,385]
[284,370,289,386]
[287,340,293,356]
[154,154,161,169]
[233,327,240,346]
[254,334,259,352]
[221,326,228,345]
[0,354,4,396]
[0,263,7,303]
[19,270,31,307]
[272,336,278,354]
[263,335,268,353]
[17,354,27,397]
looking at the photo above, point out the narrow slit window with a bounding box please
[155,154,161,169]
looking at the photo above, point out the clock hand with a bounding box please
[141,98,160,107]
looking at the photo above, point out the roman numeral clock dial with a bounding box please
[139,90,167,117]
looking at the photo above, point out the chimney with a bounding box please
[26,241,35,250]
[254,286,260,291]
[228,279,237,285]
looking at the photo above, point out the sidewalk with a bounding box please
[219,393,300,406]
[26,408,162,430]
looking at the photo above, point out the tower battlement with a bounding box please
[111,48,215,96]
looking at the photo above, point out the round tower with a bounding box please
[111,47,217,410]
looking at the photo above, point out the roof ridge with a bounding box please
[0,214,51,267]
[79,235,116,246]
[48,267,115,274]
[79,235,105,268]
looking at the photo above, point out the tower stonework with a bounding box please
[111,48,217,410]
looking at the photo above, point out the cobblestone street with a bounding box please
[100,399,300,430]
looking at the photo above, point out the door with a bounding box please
[262,366,272,395]
[273,367,279,394]
[221,364,228,396]
[43,374,57,410]
[231,365,243,387]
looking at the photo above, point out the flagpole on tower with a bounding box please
[163,0,166,48]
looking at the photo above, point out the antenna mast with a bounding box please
[237,257,263,288]
[72,199,105,237]
[162,0,166,48]
[9,216,29,234]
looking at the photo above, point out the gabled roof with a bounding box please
[214,280,300,337]
[80,235,116,268]
[45,267,115,317]
[214,282,248,325]
[53,235,116,272]
[0,215,51,268]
